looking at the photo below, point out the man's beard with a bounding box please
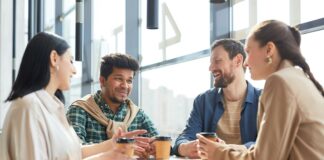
[109,96,126,104]
[214,73,235,88]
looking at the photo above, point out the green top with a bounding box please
[66,90,158,144]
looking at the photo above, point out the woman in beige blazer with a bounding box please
[197,20,324,160]
[0,32,146,160]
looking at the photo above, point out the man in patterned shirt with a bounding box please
[66,53,158,157]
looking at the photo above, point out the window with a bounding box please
[301,0,324,23]
[140,57,211,138]
[301,30,324,87]
[257,0,289,24]
[140,0,210,66]
[61,2,82,106]
[44,0,55,32]
[91,0,126,98]
[93,0,125,53]
[233,0,293,40]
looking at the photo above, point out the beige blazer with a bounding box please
[0,90,82,160]
[208,60,324,160]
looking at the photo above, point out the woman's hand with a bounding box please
[196,134,220,159]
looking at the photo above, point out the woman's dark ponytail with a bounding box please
[253,20,324,97]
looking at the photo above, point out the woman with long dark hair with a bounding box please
[197,20,324,160]
[0,32,145,160]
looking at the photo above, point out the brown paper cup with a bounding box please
[197,132,217,159]
[198,132,217,141]
[116,138,135,158]
[154,136,172,160]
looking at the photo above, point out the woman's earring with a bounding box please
[265,56,272,64]
[56,65,60,71]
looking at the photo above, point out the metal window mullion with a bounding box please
[36,0,44,33]
[55,0,63,35]
[81,0,92,96]
[126,0,140,105]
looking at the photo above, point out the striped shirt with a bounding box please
[66,90,158,144]
[216,96,244,144]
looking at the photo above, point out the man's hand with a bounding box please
[178,141,200,158]
[112,128,147,141]
[133,137,153,159]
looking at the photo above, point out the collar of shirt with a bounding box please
[93,90,128,119]
[216,81,255,104]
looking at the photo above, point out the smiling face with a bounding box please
[244,35,270,80]
[56,49,76,90]
[209,46,236,88]
[100,67,134,104]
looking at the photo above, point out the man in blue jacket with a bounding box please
[173,39,261,158]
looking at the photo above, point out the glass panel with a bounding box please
[232,0,250,40]
[44,0,55,32]
[140,57,211,139]
[140,0,210,66]
[63,0,75,13]
[301,30,324,87]
[301,0,324,23]
[93,0,125,53]
[257,0,289,24]
[232,0,249,32]
[62,2,82,107]
[232,0,290,40]
[92,0,126,100]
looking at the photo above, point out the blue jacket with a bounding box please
[173,81,261,156]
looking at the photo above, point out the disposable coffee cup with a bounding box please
[116,138,135,158]
[198,132,217,141]
[154,136,172,160]
[197,132,217,160]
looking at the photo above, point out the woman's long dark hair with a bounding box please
[251,20,324,97]
[6,32,70,101]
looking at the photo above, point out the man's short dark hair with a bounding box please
[100,53,139,79]
[211,39,246,61]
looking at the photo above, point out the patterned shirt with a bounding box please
[66,90,158,144]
